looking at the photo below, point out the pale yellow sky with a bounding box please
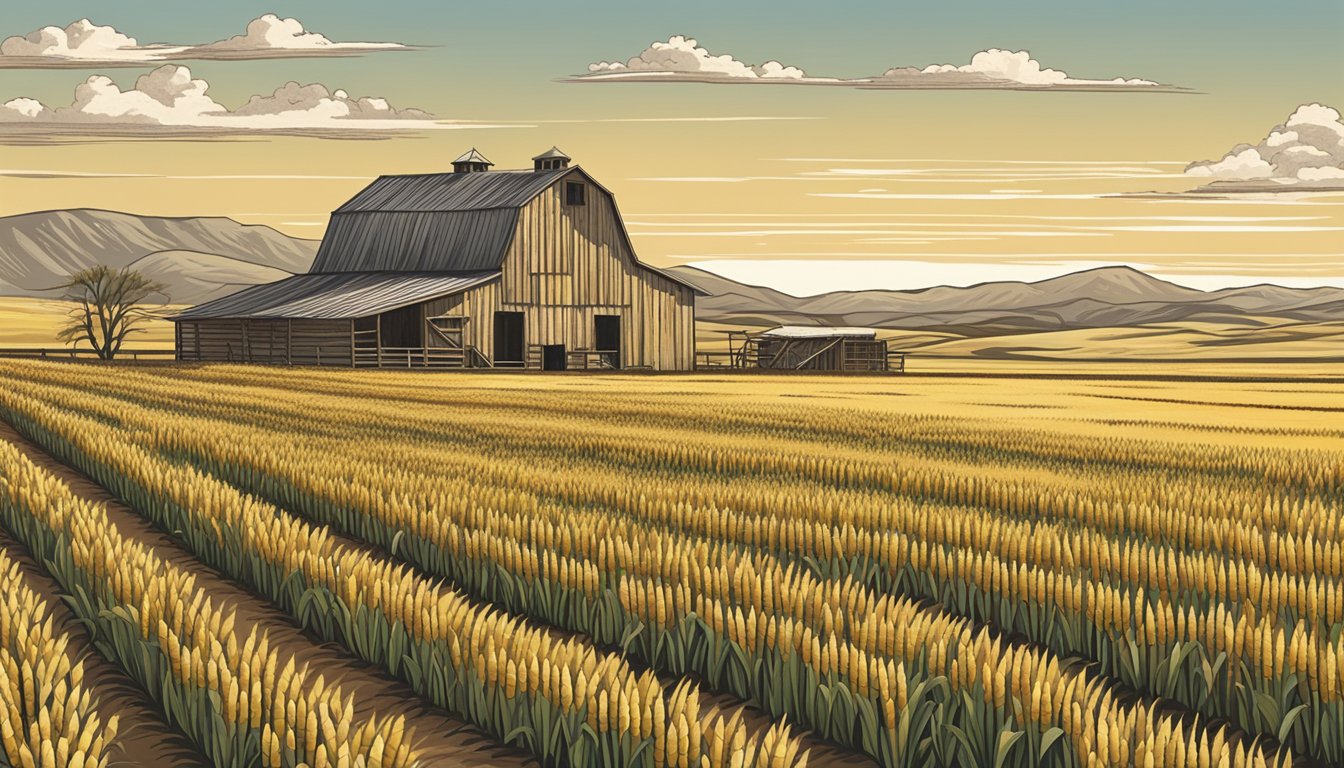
[2,82,1341,295]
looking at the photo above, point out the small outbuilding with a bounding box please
[728,326,902,372]
[174,148,703,370]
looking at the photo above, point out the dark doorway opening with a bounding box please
[594,314,621,369]
[493,311,524,365]
[379,304,423,348]
[542,345,567,371]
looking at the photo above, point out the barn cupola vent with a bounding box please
[452,148,494,173]
[532,147,571,172]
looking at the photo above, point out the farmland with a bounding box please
[0,361,1341,767]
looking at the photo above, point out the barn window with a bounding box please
[565,181,586,206]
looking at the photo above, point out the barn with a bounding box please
[174,148,702,370]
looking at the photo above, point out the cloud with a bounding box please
[0,18,182,63]
[569,39,1182,91]
[0,64,445,140]
[575,36,825,83]
[1185,103,1344,190]
[0,15,408,67]
[868,49,1175,91]
[189,13,406,58]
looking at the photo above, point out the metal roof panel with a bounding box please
[174,271,500,320]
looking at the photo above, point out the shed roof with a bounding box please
[335,168,570,214]
[762,326,878,339]
[174,271,499,320]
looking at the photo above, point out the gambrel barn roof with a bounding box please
[310,165,701,291]
[311,168,573,274]
[177,161,701,321]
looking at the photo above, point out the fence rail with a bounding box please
[0,347,176,361]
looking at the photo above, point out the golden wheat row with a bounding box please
[0,387,810,768]
[0,365,1300,768]
[0,438,417,768]
[63,375,1342,699]
[0,549,118,768]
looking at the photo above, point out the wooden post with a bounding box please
[349,320,356,368]
[174,321,181,362]
[317,346,322,366]
[286,319,293,366]
[376,314,382,368]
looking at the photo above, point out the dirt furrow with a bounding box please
[0,533,207,768]
[0,421,536,768]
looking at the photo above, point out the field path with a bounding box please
[0,421,538,768]
[0,532,207,768]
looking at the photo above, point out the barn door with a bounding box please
[594,315,621,369]
[493,311,524,366]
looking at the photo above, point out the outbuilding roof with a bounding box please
[762,326,878,339]
[174,271,500,320]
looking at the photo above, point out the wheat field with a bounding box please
[0,360,1341,767]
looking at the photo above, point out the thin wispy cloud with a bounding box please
[0,15,412,68]
[0,65,517,143]
[567,36,1185,92]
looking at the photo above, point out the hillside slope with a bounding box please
[0,209,317,303]
[669,265,1344,335]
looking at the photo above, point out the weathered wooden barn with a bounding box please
[174,148,702,370]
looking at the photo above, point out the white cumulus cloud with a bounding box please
[0,15,408,67]
[0,64,440,139]
[572,40,1180,91]
[191,13,405,56]
[871,49,1168,90]
[578,36,816,82]
[0,18,177,62]
[1186,103,1344,190]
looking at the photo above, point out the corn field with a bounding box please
[0,360,1340,767]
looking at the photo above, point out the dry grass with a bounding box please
[0,297,176,349]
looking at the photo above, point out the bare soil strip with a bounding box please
[0,421,537,768]
[0,533,207,768]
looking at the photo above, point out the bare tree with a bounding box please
[56,266,167,360]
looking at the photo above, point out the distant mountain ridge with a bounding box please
[2,209,1341,337]
[668,265,1344,335]
[0,209,317,303]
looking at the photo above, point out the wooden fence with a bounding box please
[0,348,177,361]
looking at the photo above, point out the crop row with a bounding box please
[0,363,1303,766]
[0,384,810,768]
[7,363,1333,762]
[0,437,414,768]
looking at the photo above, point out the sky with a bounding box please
[0,0,1341,295]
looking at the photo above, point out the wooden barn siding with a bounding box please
[176,319,353,365]
[424,181,694,369]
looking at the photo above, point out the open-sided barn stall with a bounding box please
[174,148,700,370]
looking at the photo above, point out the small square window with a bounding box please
[565,181,586,206]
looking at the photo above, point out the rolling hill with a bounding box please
[3,208,1343,360]
[668,265,1344,337]
[0,209,318,303]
